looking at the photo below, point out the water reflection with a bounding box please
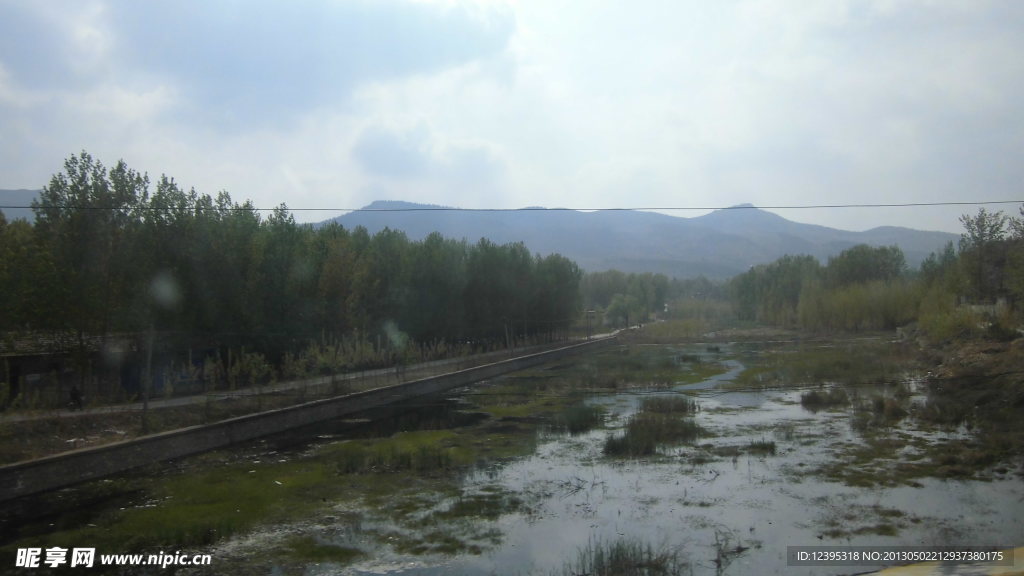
[341,343,1023,575]
[17,341,1019,576]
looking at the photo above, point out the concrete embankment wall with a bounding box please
[0,335,618,502]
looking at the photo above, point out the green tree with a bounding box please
[11,151,598,400]
[533,253,583,339]
[580,270,669,326]
[959,208,1008,250]
[1003,205,1024,305]
[404,232,468,342]
[315,223,354,336]
[32,152,148,339]
[253,204,319,354]
[605,293,642,328]
[0,218,52,331]
[347,228,410,337]
[920,241,957,287]
[580,270,628,310]
[730,255,820,326]
[826,244,906,288]
[958,208,1009,302]
[463,239,535,344]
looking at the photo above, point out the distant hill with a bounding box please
[0,189,39,223]
[324,200,960,278]
[1,191,960,279]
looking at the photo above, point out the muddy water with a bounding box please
[334,343,1023,576]
[434,402,1020,575]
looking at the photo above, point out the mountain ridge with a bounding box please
[1,190,960,279]
[326,200,959,278]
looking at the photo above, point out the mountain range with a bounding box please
[1,190,960,279]
[325,200,959,278]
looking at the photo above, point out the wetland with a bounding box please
[3,331,1022,575]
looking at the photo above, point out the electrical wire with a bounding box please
[1,200,1022,213]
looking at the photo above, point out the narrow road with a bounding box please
[0,333,620,502]
[0,339,586,423]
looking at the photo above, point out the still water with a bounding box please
[9,341,1020,575]
[224,342,1023,575]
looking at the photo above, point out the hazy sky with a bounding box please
[1,0,1021,233]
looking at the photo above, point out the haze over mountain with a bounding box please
[326,201,959,279]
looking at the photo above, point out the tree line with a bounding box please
[6,152,1017,401]
[728,207,1024,336]
[0,152,584,384]
[579,270,669,328]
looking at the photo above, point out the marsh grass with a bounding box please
[555,538,690,576]
[555,403,606,435]
[568,345,696,390]
[4,416,532,558]
[849,393,909,434]
[604,393,704,457]
[2,358,627,561]
[747,439,777,456]
[800,387,849,411]
[677,360,730,385]
[328,431,470,474]
[18,459,344,553]
[466,375,572,420]
[604,412,702,457]
[913,396,971,426]
[818,426,1012,487]
[735,340,920,389]
[641,396,698,415]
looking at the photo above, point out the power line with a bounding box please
[1,200,1022,213]
[323,200,1024,212]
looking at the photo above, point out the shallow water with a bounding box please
[10,341,1020,576]
[335,343,1024,575]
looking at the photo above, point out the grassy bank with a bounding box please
[1,351,638,571]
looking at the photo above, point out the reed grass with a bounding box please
[604,412,701,457]
[554,537,689,576]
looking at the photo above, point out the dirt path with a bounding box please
[0,340,598,464]
[0,341,571,424]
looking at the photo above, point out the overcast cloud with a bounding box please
[1,0,1021,232]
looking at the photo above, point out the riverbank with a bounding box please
[0,336,618,502]
[0,339,588,465]
[921,336,1024,477]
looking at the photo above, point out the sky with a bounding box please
[1,0,1022,234]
